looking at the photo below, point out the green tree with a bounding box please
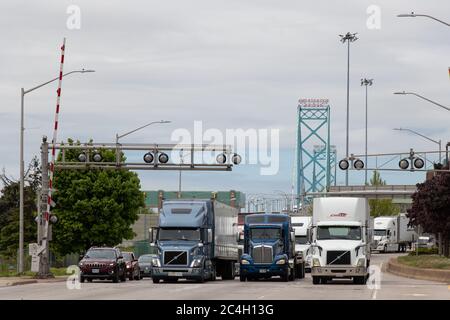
[51,139,144,256]
[0,157,41,258]
[368,171,400,217]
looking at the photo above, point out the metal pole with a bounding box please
[365,84,368,185]
[439,140,442,164]
[39,138,49,276]
[19,88,25,274]
[346,40,350,186]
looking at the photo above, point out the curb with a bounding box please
[387,257,450,283]
[1,279,38,287]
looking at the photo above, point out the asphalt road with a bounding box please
[0,253,448,300]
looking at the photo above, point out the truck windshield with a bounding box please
[373,229,387,236]
[158,228,201,241]
[250,228,281,240]
[295,235,308,244]
[317,226,361,240]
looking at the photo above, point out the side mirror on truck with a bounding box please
[148,227,153,243]
[290,231,295,243]
[236,231,240,243]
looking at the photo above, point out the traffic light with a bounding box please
[338,158,364,170]
[143,152,154,163]
[158,153,169,164]
[398,157,425,170]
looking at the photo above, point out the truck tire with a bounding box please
[353,276,366,285]
[222,262,235,280]
[209,265,217,281]
[239,275,246,282]
[281,271,289,282]
[312,276,320,285]
[120,270,127,282]
[152,277,160,284]
[289,267,295,281]
[80,276,85,283]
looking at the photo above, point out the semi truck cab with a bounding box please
[239,214,305,282]
[310,198,371,285]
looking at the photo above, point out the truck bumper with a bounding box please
[311,266,367,278]
[151,267,203,280]
[240,264,288,278]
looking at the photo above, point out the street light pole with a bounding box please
[393,127,442,163]
[19,69,94,274]
[116,120,171,144]
[361,78,373,185]
[394,91,450,112]
[397,12,450,27]
[339,32,358,186]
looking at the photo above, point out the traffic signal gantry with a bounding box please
[34,136,241,278]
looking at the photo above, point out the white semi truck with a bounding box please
[291,216,312,272]
[310,197,371,285]
[372,214,417,253]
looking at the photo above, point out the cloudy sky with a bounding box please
[0,0,449,197]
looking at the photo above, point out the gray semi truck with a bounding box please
[149,199,239,283]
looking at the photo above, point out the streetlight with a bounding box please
[19,68,94,274]
[393,127,442,163]
[115,120,171,144]
[339,32,358,186]
[397,12,450,27]
[394,91,450,112]
[361,78,373,185]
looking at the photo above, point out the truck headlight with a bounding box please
[241,259,250,265]
[312,258,321,267]
[151,258,161,267]
[357,258,366,267]
[190,258,203,268]
[275,259,286,265]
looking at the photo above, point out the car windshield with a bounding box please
[374,229,387,236]
[85,249,116,259]
[122,252,133,261]
[158,228,201,241]
[250,228,281,240]
[138,255,153,263]
[295,235,308,245]
[317,226,361,240]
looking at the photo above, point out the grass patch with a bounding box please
[0,267,69,278]
[397,255,450,270]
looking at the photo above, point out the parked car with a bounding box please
[78,247,127,283]
[122,251,141,280]
[138,254,157,278]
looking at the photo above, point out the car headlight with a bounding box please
[109,263,115,267]
[78,262,84,267]
[240,259,250,265]
[357,258,366,267]
[190,258,203,268]
[275,259,286,265]
[312,258,321,267]
[151,258,161,267]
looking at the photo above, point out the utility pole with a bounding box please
[361,78,373,185]
[339,32,358,186]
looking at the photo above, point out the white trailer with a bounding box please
[310,197,371,285]
[373,214,417,253]
[291,216,312,271]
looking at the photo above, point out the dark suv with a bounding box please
[78,247,127,283]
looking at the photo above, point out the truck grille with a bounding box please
[252,245,273,264]
[163,251,187,265]
[326,251,351,265]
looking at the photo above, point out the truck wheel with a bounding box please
[353,276,366,285]
[120,270,126,282]
[112,272,119,283]
[239,275,246,282]
[312,276,320,285]
[152,277,160,284]
[80,276,85,283]
[129,273,134,281]
[383,245,387,253]
[281,271,289,282]
[210,266,217,281]
[289,267,295,281]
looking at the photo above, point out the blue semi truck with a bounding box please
[149,199,239,283]
[239,213,305,281]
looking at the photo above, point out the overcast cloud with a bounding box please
[0,0,449,195]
